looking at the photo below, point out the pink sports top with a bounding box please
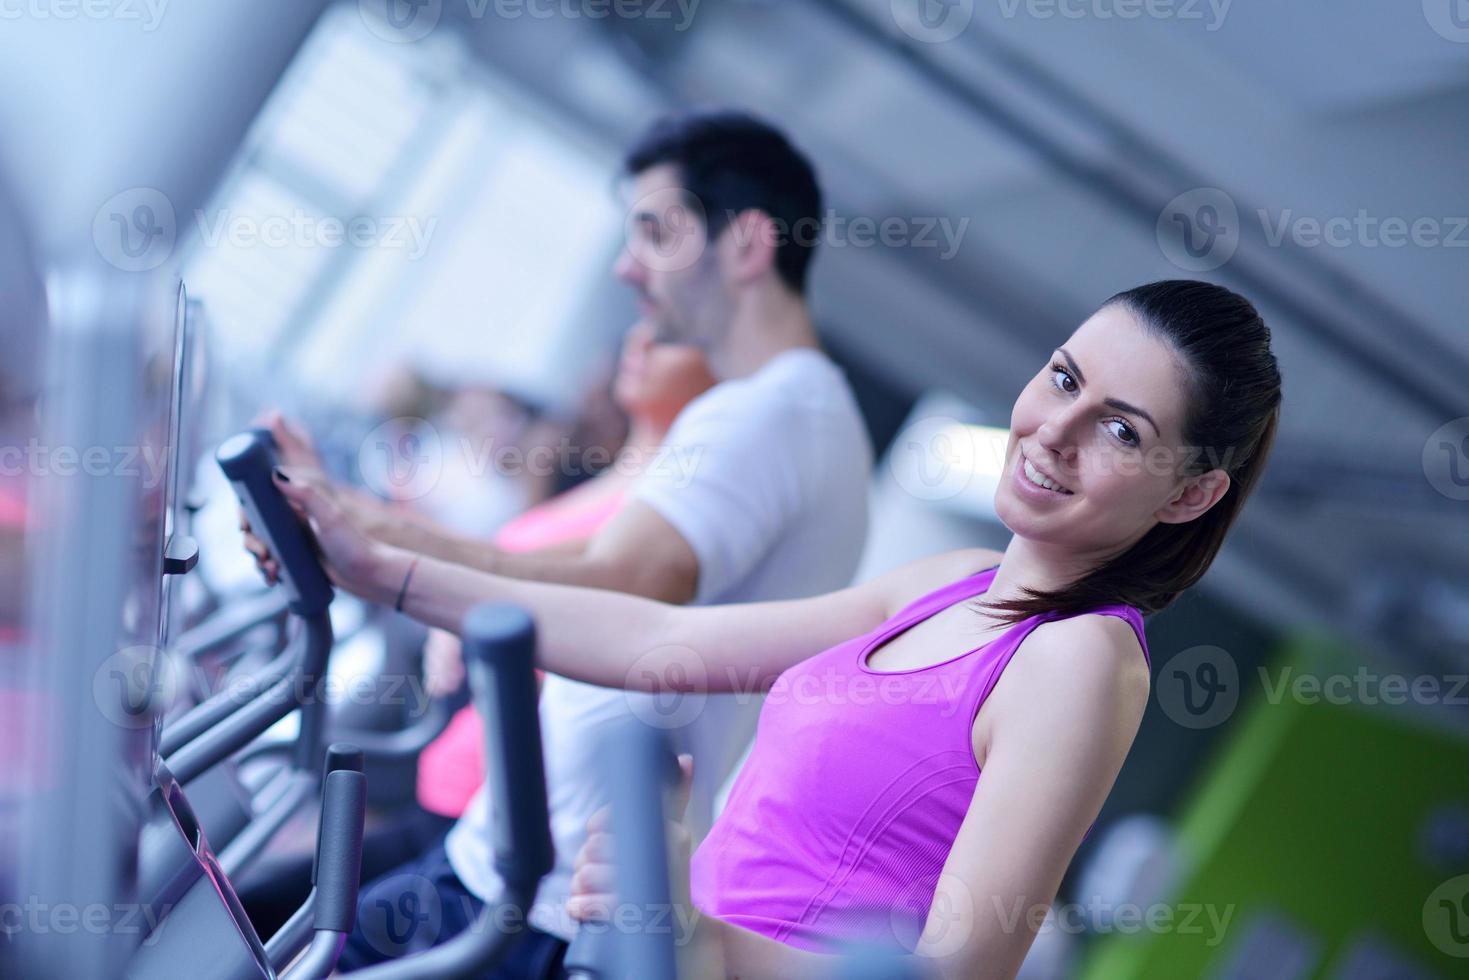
[415,483,626,817]
[689,564,1149,953]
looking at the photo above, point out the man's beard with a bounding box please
[656,264,731,355]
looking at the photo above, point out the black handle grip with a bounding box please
[217,428,334,616]
[563,722,680,980]
[313,768,367,934]
[314,742,365,885]
[462,605,554,889]
[325,742,365,775]
[562,927,618,979]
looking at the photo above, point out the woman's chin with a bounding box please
[611,381,643,414]
[991,491,1017,534]
[993,489,1056,539]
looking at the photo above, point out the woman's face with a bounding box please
[994,303,1225,558]
[612,322,718,425]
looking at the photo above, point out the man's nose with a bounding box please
[613,246,644,286]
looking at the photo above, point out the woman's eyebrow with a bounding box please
[1059,347,1160,438]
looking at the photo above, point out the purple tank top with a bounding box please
[689,565,1150,953]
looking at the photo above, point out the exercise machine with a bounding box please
[124,425,555,978]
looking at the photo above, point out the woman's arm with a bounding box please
[270,467,998,693]
[367,544,883,693]
[912,613,1150,978]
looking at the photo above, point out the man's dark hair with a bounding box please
[624,110,823,294]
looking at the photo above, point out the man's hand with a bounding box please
[423,628,466,698]
[567,754,694,923]
[256,410,329,478]
[240,411,415,583]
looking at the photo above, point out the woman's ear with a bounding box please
[1156,469,1231,525]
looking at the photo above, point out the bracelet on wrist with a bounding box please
[394,556,420,613]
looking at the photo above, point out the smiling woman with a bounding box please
[986,280,1283,627]
[251,276,1282,978]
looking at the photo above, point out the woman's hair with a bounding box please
[981,279,1282,624]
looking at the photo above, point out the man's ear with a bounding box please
[1156,469,1231,525]
[719,208,779,285]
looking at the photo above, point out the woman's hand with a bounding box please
[566,754,694,924]
[253,465,402,604]
[239,412,345,585]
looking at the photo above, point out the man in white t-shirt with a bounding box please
[247,111,873,975]
[446,339,870,944]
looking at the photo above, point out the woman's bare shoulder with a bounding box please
[1006,613,1152,719]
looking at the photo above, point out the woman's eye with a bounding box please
[1049,364,1139,446]
[1108,420,1139,447]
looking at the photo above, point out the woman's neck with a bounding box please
[987,535,1109,607]
[612,417,674,478]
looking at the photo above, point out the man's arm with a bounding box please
[468,501,700,603]
[258,410,692,600]
[364,499,697,603]
[250,411,612,584]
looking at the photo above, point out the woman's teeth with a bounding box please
[1024,458,1073,495]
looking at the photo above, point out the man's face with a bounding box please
[613,164,732,360]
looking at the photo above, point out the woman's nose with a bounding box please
[1034,407,1082,462]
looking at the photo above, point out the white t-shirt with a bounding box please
[444,347,873,939]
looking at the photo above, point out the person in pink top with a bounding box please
[268,278,1281,977]
[0,487,25,636]
[414,322,718,821]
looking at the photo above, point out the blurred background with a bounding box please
[1,2,1467,977]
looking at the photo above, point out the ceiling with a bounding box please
[436,0,1469,661]
[2,0,1463,663]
